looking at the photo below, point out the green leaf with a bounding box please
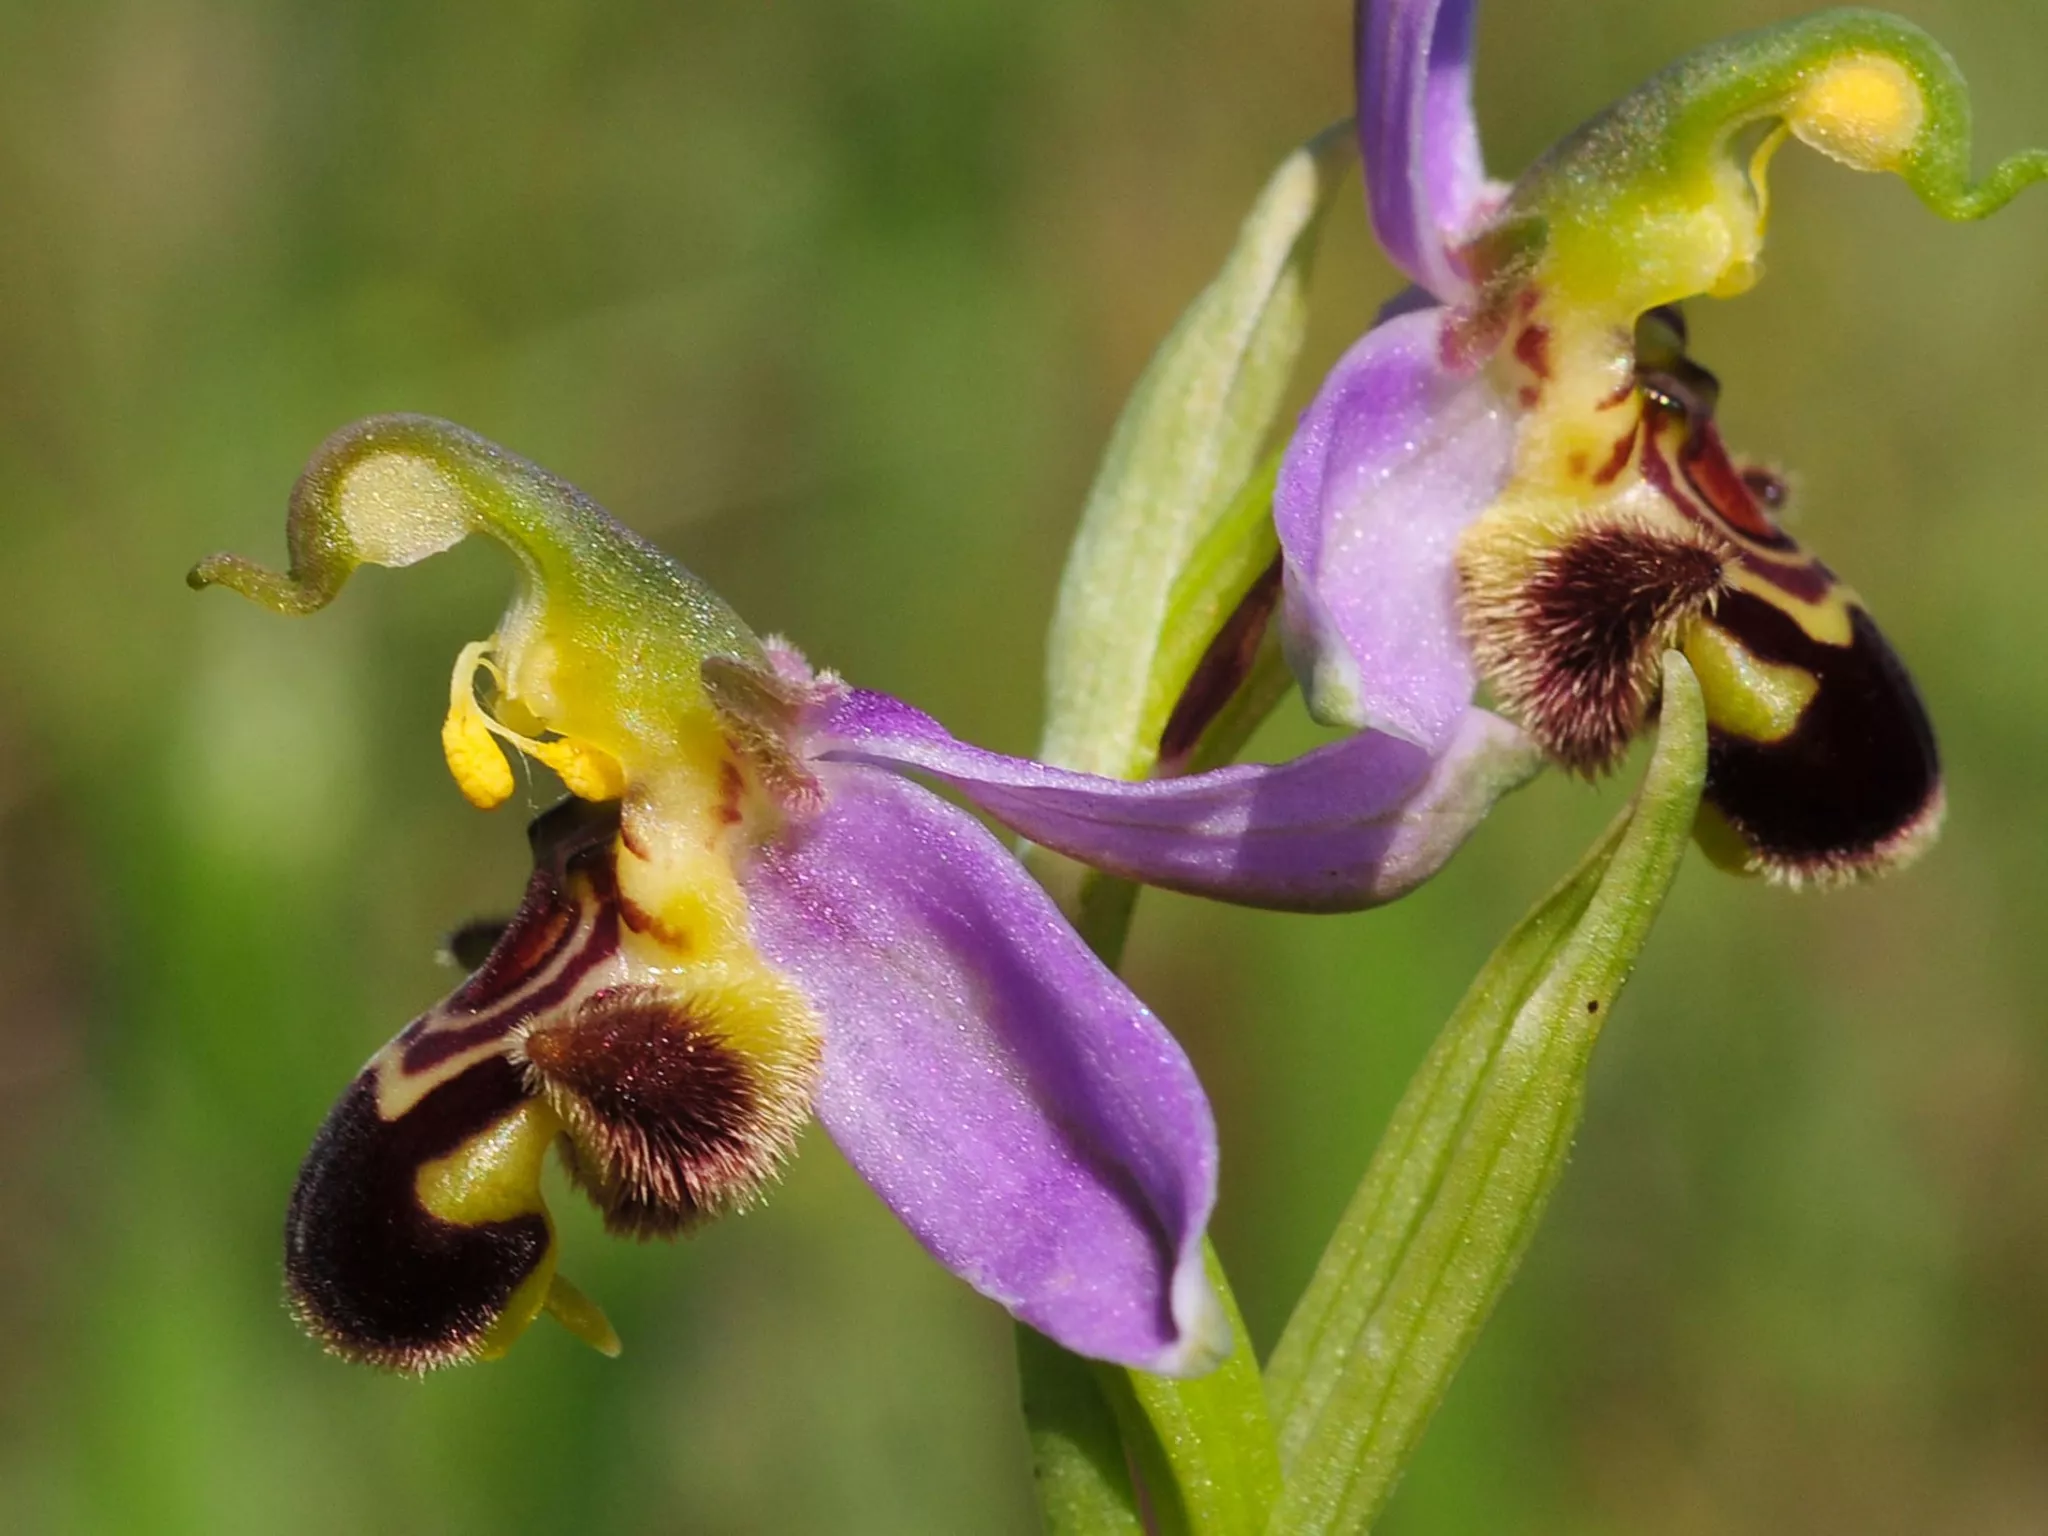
[1264,652,1708,1536]
[1039,124,1351,782]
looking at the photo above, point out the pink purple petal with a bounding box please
[1274,304,1516,751]
[737,766,1226,1375]
[811,690,1537,914]
[1357,0,1496,300]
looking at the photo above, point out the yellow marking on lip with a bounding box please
[1726,564,1855,647]
[371,1030,527,1121]
[1682,618,1820,744]
[412,1097,565,1363]
[415,1098,559,1227]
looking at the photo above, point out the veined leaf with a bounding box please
[1264,652,1707,1535]
[1040,124,1352,782]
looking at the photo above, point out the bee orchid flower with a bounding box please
[191,414,1530,1375]
[192,416,1235,1375]
[1281,1,2048,882]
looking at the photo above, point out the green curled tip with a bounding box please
[190,415,503,614]
[188,415,768,774]
[1806,10,2048,221]
[1488,8,2047,316]
[188,413,760,655]
[1917,142,2048,222]
[1595,9,2043,213]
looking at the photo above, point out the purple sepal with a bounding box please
[738,764,1227,1375]
[1274,305,1516,752]
[1357,0,1497,300]
[812,690,1537,914]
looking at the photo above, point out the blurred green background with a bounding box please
[2,1,2046,1531]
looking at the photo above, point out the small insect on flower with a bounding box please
[1279,1,2048,884]
[192,415,1531,1374]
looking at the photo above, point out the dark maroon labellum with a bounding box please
[1697,593,1941,882]
[1632,336,1942,881]
[284,1058,546,1373]
[284,798,624,1371]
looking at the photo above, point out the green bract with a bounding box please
[1267,654,1706,1535]
[1039,124,1352,783]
